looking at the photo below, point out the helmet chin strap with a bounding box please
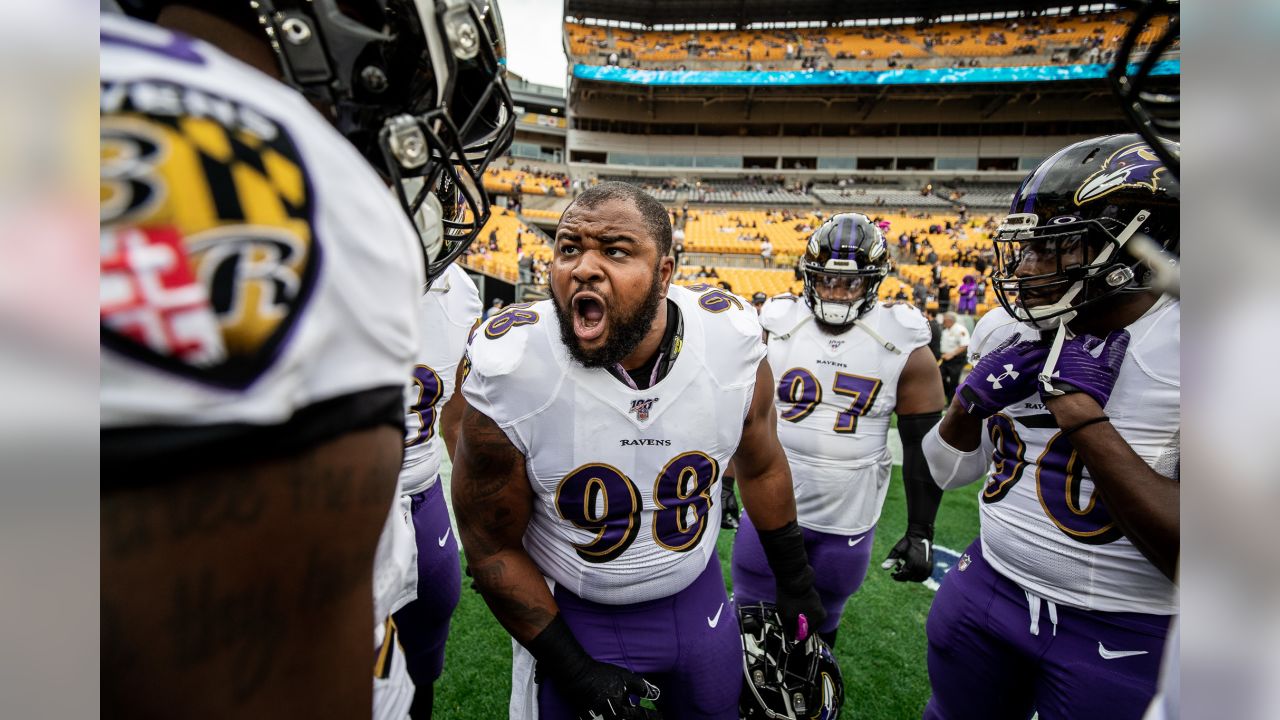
[1035,209,1151,394]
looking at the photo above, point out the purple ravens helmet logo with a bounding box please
[1074,142,1168,206]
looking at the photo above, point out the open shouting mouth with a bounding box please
[572,291,607,342]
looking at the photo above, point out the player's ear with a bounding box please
[658,254,675,293]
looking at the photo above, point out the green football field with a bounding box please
[432,466,982,719]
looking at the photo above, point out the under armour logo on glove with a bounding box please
[987,364,1019,389]
[958,335,1051,418]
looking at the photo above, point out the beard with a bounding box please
[553,270,664,368]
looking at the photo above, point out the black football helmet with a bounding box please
[121,0,514,285]
[801,213,889,328]
[1110,0,1179,180]
[739,602,843,720]
[992,133,1179,329]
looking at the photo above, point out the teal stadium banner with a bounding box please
[572,60,1180,86]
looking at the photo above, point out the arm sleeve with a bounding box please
[923,421,989,491]
[898,412,944,534]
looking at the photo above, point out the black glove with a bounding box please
[529,615,662,720]
[720,476,740,530]
[881,522,935,583]
[756,520,826,640]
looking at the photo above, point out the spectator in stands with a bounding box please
[760,238,774,268]
[937,312,970,404]
[488,228,499,252]
[925,309,943,360]
[483,298,505,320]
[672,227,685,268]
[957,274,978,315]
[518,252,534,286]
[912,279,929,310]
[936,278,953,314]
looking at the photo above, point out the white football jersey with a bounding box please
[969,300,1180,614]
[462,284,765,604]
[100,15,422,432]
[399,263,483,496]
[761,298,931,534]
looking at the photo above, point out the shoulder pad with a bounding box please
[968,306,1028,363]
[759,295,805,336]
[467,301,547,378]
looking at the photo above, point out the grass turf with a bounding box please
[434,466,981,718]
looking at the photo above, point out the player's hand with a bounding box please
[720,476,740,530]
[530,615,662,719]
[775,567,826,643]
[563,660,662,720]
[1041,330,1130,408]
[881,525,934,583]
[957,335,1050,417]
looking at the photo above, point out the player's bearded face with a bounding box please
[552,266,663,368]
[550,199,669,368]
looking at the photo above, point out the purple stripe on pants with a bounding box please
[392,481,461,684]
[731,511,876,635]
[537,558,742,719]
[924,539,1170,720]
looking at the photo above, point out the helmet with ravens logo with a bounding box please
[801,213,889,328]
[992,133,1178,329]
[739,602,843,720]
[119,0,515,285]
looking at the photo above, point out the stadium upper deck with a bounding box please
[567,10,1173,71]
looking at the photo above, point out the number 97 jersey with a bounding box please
[462,284,765,604]
[760,298,931,535]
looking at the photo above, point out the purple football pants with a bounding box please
[730,511,876,635]
[538,558,742,719]
[924,539,1171,720]
[392,480,461,685]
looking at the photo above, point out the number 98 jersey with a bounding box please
[462,284,764,604]
[969,300,1180,615]
[760,298,930,535]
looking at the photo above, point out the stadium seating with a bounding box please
[565,11,1172,70]
[459,208,553,283]
[483,168,568,197]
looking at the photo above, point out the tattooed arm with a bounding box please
[451,399,557,644]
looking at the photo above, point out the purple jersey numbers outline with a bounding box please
[652,452,719,552]
[778,368,881,433]
[831,372,882,434]
[555,463,642,563]
[405,364,443,448]
[778,367,823,422]
[983,415,1123,545]
[484,304,539,339]
[687,283,745,313]
[554,452,720,563]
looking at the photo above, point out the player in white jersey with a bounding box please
[732,213,947,653]
[451,182,824,720]
[101,2,511,717]
[921,134,1180,720]
[384,261,482,718]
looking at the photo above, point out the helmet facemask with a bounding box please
[803,269,879,328]
[739,603,843,720]
[246,0,514,285]
[992,209,1153,330]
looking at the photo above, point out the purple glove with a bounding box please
[1042,330,1131,408]
[957,335,1051,418]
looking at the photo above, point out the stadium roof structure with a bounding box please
[563,0,1091,27]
